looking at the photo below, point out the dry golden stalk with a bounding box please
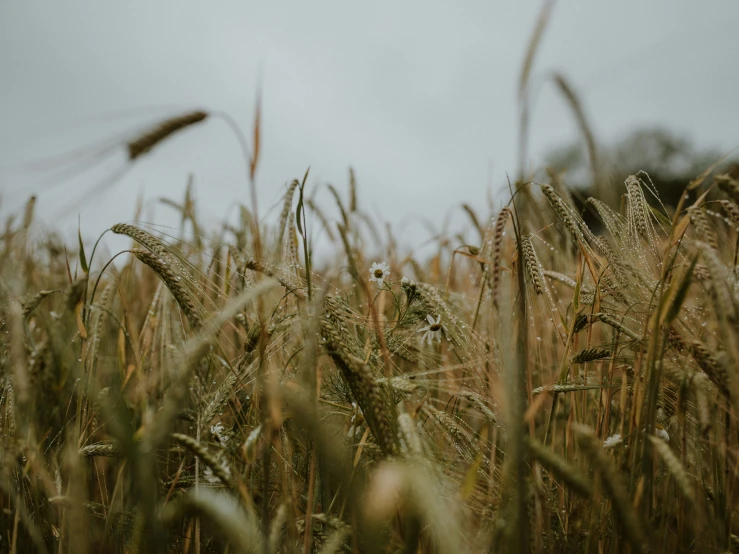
[78,442,123,458]
[243,258,305,298]
[667,329,728,395]
[321,307,397,457]
[687,340,729,397]
[716,173,739,203]
[541,184,583,242]
[132,249,203,330]
[111,223,171,259]
[430,409,473,452]
[601,273,629,305]
[692,264,710,283]
[689,208,717,251]
[692,373,713,433]
[593,235,618,264]
[87,284,113,372]
[526,436,592,497]
[491,207,511,307]
[719,199,739,228]
[275,180,299,256]
[397,413,424,457]
[286,217,299,269]
[587,197,625,239]
[170,433,232,487]
[349,167,358,212]
[520,235,544,295]
[542,269,577,289]
[201,359,255,426]
[268,504,287,553]
[49,497,135,540]
[598,313,641,341]
[574,424,646,552]
[375,376,420,395]
[647,435,694,501]
[458,391,500,427]
[625,175,649,238]
[127,111,208,160]
[698,241,735,322]
[21,290,62,318]
[571,348,612,364]
[532,383,620,395]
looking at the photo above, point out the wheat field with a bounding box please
[1,110,739,553]
[2,8,739,548]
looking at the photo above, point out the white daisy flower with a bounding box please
[418,315,443,345]
[603,433,622,448]
[210,422,228,445]
[369,261,390,288]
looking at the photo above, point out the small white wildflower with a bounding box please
[603,433,622,448]
[210,422,228,445]
[655,427,670,442]
[369,261,390,288]
[417,315,443,345]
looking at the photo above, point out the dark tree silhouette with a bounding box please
[544,128,737,215]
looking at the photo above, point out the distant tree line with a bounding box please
[542,128,738,223]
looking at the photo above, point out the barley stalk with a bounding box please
[132,248,203,330]
[625,175,649,238]
[532,383,621,395]
[520,235,544,295]
[647,435,694,501]
[689,208,717,250]
[171,433,232,487]
[541,184,583,243]
[321,304,398,456]
[574,424,646,552]
[526,436,592,497]
[719,199,739,228]
[571,348,612,364]
[275,180,299,258]
[127,111,208,160]
[491,207,511,307]
[78,442,123,458]
[717,173,739,203]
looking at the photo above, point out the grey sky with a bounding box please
[1,1,738,253]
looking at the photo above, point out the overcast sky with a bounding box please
[1,1,738,253]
